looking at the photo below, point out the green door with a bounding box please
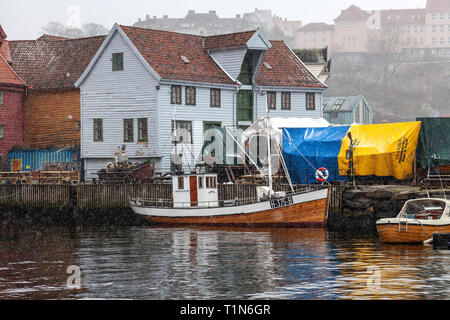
[236,90,253,125]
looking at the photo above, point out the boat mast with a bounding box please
[266,114,273,198]
[173,90,179,174]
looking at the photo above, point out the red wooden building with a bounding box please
[0,26,26,171]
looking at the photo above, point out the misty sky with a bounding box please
[2,0,426,40]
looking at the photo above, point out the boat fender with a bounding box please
[315,167,329,182]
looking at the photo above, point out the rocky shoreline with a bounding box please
[328,185,449,232]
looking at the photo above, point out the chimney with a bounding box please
[236,14,241,19]
[209,10,216,15]
[188,10,195,14]
[163,15,168,19]
[145,14,150,20]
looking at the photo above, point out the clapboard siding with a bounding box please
[209,48,247,80]
[255,91,323,119]
[79,30,160,178]
[25,89,79,149]
[324,111,353,125]
[158,84,236,172]
[247,32,271,50]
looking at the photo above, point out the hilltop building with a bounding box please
[294,0,450,56]
[133,9,302,47]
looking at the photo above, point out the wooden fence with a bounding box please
[0,185,71,207]
[77,184,172,208]
[0,183,345,212]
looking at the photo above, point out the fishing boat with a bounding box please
[130,116,330,228]
[376,197,450,244]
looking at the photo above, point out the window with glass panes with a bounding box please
[210,88,221,107]
[306,93,315,110]
[281,92,291,110]
[93,119,103,141]
[267,92,276,110]
[185,86,196,105]
[171,85,182,104]
[123,119,133,142]
[138,118,148,142]
[112,53,123,71]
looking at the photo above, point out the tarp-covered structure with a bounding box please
[337,122,421,180]
[282,121,421,184]
[416,117,450,169]
[282,126,350,184]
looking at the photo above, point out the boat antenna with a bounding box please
[266,115,273,198]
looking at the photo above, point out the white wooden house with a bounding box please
[75,24,327,179]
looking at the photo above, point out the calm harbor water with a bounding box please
[0,225,449,300]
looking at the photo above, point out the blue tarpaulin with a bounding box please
[282,126,350,184]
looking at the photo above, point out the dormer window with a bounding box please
[180,55,190,64]
[112,53,124,71]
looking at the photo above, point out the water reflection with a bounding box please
[0,227,81,299]
[0,226,449,300]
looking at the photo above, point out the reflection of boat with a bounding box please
[376,198,450,244]
[131,116,330,228]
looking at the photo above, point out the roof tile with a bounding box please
[256,41,326,88]
[0,54,26,87]
[120,25,237,85]
[9,35,105,90]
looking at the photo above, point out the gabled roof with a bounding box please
[77,24,324,89]
[119,25,236,85]
[9,35,105,90]
[335,5,370,22]
[255,41,327,89]
[204,30,257,50]
[0,54,26,87]
[323,95,370,112]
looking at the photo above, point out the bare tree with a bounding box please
[80,23,109,37]
[41,21,108,38]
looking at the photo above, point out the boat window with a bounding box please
[198,176,203,189]
[205,176,217,189]
[402,200,445,220]
[178,177,184,190]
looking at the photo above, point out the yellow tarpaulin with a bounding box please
[338,122,421,180]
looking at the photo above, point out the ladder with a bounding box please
[398,218,408,232]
